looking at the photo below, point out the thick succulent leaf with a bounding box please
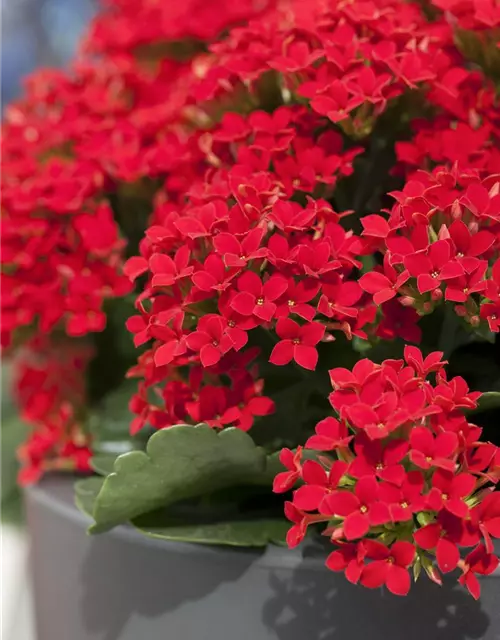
[90,454,119,476]
[74,476,104,518]
[133,512,289,547]
[89,424,269,533]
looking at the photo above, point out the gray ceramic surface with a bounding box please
[26,477,500,640]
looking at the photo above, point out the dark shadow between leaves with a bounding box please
[263,547,493,640]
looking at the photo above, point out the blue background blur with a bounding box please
[2,0,96,106]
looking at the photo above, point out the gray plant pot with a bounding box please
[26,477,499,640]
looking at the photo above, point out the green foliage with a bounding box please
[74,476,105,517]
[87,424,281,532]
[1,365,27,525]
[133,512,289,547]
[75,473,289,546]
[90,454,119,476]
[88,379,149,456]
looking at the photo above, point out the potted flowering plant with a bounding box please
[2,0,500,638]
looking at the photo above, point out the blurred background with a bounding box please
[1,2,96,637]
[2,0,96,106]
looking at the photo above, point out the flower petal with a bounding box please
[269,340,293,366]
[344,511,370,540]
[386,564,411,596]
[436,538,460,574]
[294,344,319,370]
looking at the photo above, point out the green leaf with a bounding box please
[1,415,26,499]
[89,379,136,434]
[88,379,144,455]
[89,424,270,533]
[413,557,422,582]
[74,476,104,518]
[468,391,500,415]
[132,512,289,547]
[90,454,119,476]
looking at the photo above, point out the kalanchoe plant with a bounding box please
[2,0,500,598]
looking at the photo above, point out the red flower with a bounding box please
[317,277,362,319]
[152,313,187,366]
[446,220,495,271]
[459,545,499,600]
[321,476,391,540]
[273,447,303,493]
[379,471,426,522]
[150,246,194,288]
[174,201,228,239]
[413,523,461,574]
[221,393,275,432]
[326,541,367,584]
[404,346,447,378]
[185,386,229,427]
[427,470,476,518]
[266,234,299,270]
[409,427,458,471]
[269,319,325,370]
[361,214,391,240]
[329,359,379,392]
[344,394,408,440]
[124,256,148,281]
[305,417,353,451]
[349,436,408,485]
[310,80,364,123]
[293,460,348,511]
[274,278,320,322]
[444,262,488,303]
[185,315,235,367]
[297,242,341,278]
[471,492,500,553]
[191,255,236,292]
[231,272,288,323]
[283,501,323,548]
[269,39,323,73]
[268,200,317,233]
[360,541,416,596]
[359,257,409,305]
[213,227,267,267]
[404,240,464,294]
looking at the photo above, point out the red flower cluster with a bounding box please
[275,347,500,597]
[1,0,281,350]
[360,167,500,330]
[433,0,500,32]
[121,0,463,431]
[12,337,93,483]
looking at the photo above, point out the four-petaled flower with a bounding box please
[231,272,288,323]
[270,319,325,370]
[185,315,235,367]
[409,427,458,471]
[360,541,416,596]
[404,240,464,294]
[427,470,476,518]
[322,476,391,540]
